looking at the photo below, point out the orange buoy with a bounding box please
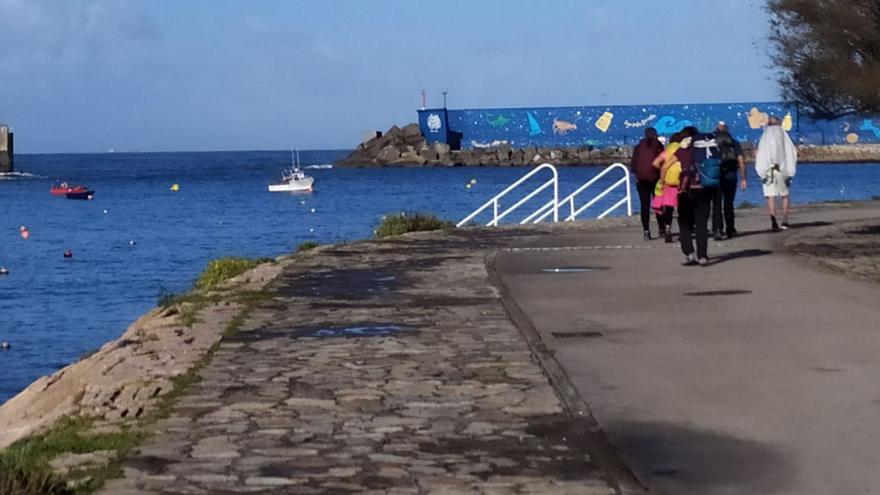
[20,229,30,240]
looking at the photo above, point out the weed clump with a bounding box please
[194,257,270,291]
[374,212,455,238]
[0,416,144,494]
[296,241,319,252]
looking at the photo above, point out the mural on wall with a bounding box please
[526,112,543,136]
[553,119,577,135]
[486,114,511,129]
[624,114,657,128]
[594,112,614,133]
[420,101,880,149]
[859,119,880,138]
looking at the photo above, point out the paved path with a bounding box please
[103,230,620,494]
[496,202,880,494]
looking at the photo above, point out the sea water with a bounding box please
[1,151,879,403]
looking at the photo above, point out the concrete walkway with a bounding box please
[495,202,880,494]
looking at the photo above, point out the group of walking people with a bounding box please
[631,116,798,266]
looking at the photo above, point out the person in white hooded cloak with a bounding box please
[755,115,797,231]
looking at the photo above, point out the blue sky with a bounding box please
[0,0,777,153]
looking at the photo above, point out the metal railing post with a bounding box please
[457,163,560,227]
[624,167,633,216]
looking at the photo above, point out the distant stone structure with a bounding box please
[336,122,880,167]
[0,124,13,173]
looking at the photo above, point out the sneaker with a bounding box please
[780,222,790,230]
[665,232,673,243]
[643,230,652,241]
[726,229,737,238]
[713,231,724,241]
[698,257,709,267]
[682,253,697,266]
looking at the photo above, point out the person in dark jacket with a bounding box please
[630,127,665,240]
[711,122,747,239]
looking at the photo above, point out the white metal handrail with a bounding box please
[457,163,559,227]
[535,162,632,223]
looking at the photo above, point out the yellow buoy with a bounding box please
[466,183,472,189]
[470,178,477,185]
[170,183,180,192]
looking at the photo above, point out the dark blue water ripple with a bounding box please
[1,151,879,403]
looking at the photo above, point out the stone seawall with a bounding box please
[337,123,880,167]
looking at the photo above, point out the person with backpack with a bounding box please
[630,127,665,240]
[711,122,748,239]
[755,115,797,231]
[651,133,684,243]
[677,126,720,266]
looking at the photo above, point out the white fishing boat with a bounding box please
[268,151,314,193]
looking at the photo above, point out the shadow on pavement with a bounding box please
[608,421,797,495]
[708,249,773,266]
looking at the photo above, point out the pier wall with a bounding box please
[0,125,13,173]
[418,101,880,150]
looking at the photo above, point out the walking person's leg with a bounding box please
[722,176,737,237]
[694,189,712,263]
[711,185,723,239]
[636,180,654,239]
[767,196,780,231]
[663,206,674,242]
[781,193,791,228]
[678,193,696,264]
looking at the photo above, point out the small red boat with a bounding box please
[51,182,90,196]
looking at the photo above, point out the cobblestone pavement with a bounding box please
[101,230,620,494]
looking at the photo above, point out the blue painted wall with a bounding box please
[418,102,880,148]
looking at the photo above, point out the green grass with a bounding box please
[194,257,272,291]
[374,212,455,238]
[0,416,145,495]
[296,241,319,252]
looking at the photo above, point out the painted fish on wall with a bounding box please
[487,115,511,129]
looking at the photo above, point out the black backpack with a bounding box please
[715,131,738,170]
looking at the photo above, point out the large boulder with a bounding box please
[389,150,427,166]
[377,146,401,163]
[432,142,451,157]
[402,123,423,145]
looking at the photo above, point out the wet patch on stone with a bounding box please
[302,324,410,339]
[226,323,413,343]
[418,417,606,481]
[276,267,403,300]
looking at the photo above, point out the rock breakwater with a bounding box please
[337,123,880,167]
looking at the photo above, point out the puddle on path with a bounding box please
[299,324,410,339]
[541,266,609,273]
[683,290,752,297]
